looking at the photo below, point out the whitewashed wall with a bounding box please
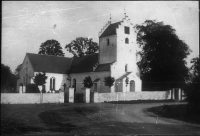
[1,92,64,104]
[70,71,111,93]
[93,91,171,103]
[17,55,35,92]
[35,72,69,92]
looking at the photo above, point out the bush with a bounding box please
[82,76,93,88]
[26,84,40,93]
[104,76,115,88]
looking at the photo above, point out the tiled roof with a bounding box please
[26,53,111,74]
[27,53,72,74]
[99,21,122,38]
[69,53,98,73]
[69,53,111,73]
[95,63,110,72]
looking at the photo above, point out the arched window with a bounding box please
[125,38,129,44]
[107,38,110,46]
[125,64,128,72]
[50,78,52,90]
[50,77,56,91]
[53,78,55,90]
[73,78,76,92]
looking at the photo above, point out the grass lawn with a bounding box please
[146,104,200,125]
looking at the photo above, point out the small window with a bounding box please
[125,38,129,44]
[107,38,110,46]
[124,26,130,34]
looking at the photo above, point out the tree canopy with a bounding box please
[65,37,99,57]
[82,76,93,88]
[134,20,191,90]
[185,56,200,114]
[1,63,17,93]
[14,64,22,79]
[33,72,47,86]
[38,39,65,56]
[104,76,115,88]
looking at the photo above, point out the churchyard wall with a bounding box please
[93,91,174,103]
[1,92,64,104]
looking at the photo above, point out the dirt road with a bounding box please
[1,102,200,135]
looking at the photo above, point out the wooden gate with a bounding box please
[74,93,84,103]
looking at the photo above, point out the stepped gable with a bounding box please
[99,21,122,38]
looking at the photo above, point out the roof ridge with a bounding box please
[26,53,71,59]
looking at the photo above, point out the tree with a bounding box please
[33,72,47,93]
[38,39,65,56]
[104,76,115,88]
[134,20,191,90]
[65,37,99,57]
[185,56,200,114]
[33,72,47,86]
[1,63,17,93]
[82,76,93,88]
[14,64,22,79]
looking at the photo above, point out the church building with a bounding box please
[17,15,142,93]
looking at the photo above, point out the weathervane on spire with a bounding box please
[110,14,112,23]
[124,6,126,18]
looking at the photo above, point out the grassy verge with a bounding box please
[146,104,200,124]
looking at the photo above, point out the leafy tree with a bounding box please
[185,56,200,114]
[1,63,17,93]
[14,64,22,79]
[65,37,99,57]
[38,39,65,56]
[82,76,93,88]
[33,72,47,86]
[26,83,40,93]
[104,76,115,88]
[134,20,191,90]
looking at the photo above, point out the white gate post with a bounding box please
[172,88,175,100]
[178,88,182,101]
[19,86,23,93]
[65,87,74,103]
[84,88,90,103]
[23,86,26,93]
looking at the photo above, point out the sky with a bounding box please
[2,1,199,72]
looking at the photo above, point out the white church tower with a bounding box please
[98,14,142,92]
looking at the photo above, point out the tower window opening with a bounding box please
[124,26,130,34]
[107,38,110,46]
[125,64,128,72]
[125,38,129,44]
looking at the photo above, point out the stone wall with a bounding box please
[1,92,64,104]
[93,91,171,103]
